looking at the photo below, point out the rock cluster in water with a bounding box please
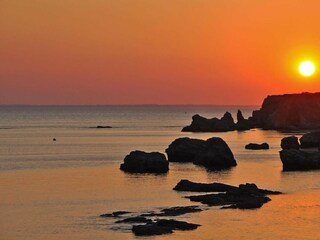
[120,137,237,173]
[183,92,320,132]
[182,110,254,132]
[279,133,320,171]
[101,180,282,236]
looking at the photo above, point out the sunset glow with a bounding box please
[1,0,320,105]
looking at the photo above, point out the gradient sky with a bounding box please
[1,0,320,105]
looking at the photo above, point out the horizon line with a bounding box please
[0,103,261,107]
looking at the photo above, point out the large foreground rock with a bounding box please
[279,149,320,171]
[281,136,300,150]
[166,137,237,169]
[251,92,320,130]
[120,151,169,173]
[299,131,320,148]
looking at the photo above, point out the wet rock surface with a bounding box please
[166,137,237,169]
[245,143,269,150]
[120,150,169,173]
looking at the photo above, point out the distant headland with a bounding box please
[182,92,320,132]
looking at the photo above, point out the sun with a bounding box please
[299,61,315,77]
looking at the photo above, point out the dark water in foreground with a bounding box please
[0,106,319,240]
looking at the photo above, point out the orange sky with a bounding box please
[1,0,320,105]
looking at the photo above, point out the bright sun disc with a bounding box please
[299,61,315,77]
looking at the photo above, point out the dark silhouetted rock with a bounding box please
[115,216,152,224]
[195,137,237,169]
[235,110,253,131]
[100,211,131,218]
[132,219,200,236]
[173,179,237,192]
[237,110,245,122]
[53,138,56,141]
[166,137,237,169]
[280,149,320,171]
[120,151,169,173]
[165,137,206,163]
[250,92,320,130]
[155,219,200,230]
[300,131,320,148]
[182,112,235,132]
[281,136,300,150]
[185,182,281,209]
[96,125,112,128]
[132,224,173,236]
[182,110,255,132]
[245,143,269,150]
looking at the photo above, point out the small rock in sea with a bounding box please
[281,136,300,150]
[132,219,200,236]
[245,143,269,150]
[96,125,112,128]
[120,150,169,173]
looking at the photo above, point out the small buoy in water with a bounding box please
[53,138,56,141]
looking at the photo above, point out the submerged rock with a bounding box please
[173,179,237,192]
[299,131,320,148]
[166,137,237,169]
[281,136,300,150]
[120,151,169,173]
[115,216,152,224]
[141,206,202,217]
[245,143,269,150]
[280,149,320,171]
[132,219,200,236]
[100,211,131,218]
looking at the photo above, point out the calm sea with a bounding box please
[0,106,319,240]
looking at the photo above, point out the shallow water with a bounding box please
[0,106,319,240]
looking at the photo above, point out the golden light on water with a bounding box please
[298,61,316,77]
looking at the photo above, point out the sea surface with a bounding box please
[0,106,319,240]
